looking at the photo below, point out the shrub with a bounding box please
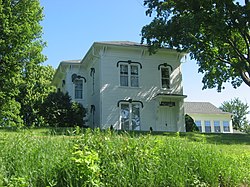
[40,91,86,127]
[185,114,199,132]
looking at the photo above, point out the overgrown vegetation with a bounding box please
[0,129,249,186]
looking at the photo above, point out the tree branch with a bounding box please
[217,57,232,65]
[228,38,249,62]
[239,30,250,61]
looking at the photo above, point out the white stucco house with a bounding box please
[52,41,187,132]
[184,102,233,133]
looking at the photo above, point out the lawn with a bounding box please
[0,128,249,186]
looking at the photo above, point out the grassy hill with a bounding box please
[0,128,249,186]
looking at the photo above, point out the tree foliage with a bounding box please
[17,65,55,126]
[219,97,249,130]
[141,0,250,91]
[40,91,87,127]
[0,0,46,126]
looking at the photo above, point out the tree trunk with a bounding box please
[240,70,250,87]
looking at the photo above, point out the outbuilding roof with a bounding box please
[184,102,231,115]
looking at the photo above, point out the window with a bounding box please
[223,121,230,132]
[195,120,202,132]
[214,121,221,133]
[74,79,83,99]
[130,65,139,87]
[120,64,139,87]
[161,67,170,89]
[205,121,211,132]
[120,103,141,130]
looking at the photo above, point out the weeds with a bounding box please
[0,129,249,186]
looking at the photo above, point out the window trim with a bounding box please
[117,60,142,69]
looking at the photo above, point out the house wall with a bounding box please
[85,57,101,128]
[98,46,185,131]
[64,64,88,107]
[188,113,233,133]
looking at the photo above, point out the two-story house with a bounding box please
[52,41,187,132]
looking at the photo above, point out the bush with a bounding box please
[185,114,199,132]
[40,91,86,127]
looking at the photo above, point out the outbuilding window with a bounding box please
[223,121,230,132]
[195,120,202,132]
[205,121,211,132]
[214,121,221,132]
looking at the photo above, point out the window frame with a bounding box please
[120,102,141,131]
[204,120,211,133]
[160,66,171,89]
[119,63,140,88]
[223,121,230,132]
[214,121,221,133]
[74,79,84,99]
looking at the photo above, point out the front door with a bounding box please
[157,107,176,131]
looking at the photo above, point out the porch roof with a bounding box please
[154,93,187,100]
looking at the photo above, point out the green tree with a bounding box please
[141,0,250,91]
[219,98,249,131]
[0,0,45,126]
[17,65,55,126]
[40,91,87,127]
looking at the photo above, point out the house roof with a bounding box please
[56,60,81,67]
[184,102,231,115]
[60,60,81,64]
[95,41,145,47]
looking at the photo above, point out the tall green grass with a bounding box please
[0,129,249,186]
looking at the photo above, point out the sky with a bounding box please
[40,0,250,119]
